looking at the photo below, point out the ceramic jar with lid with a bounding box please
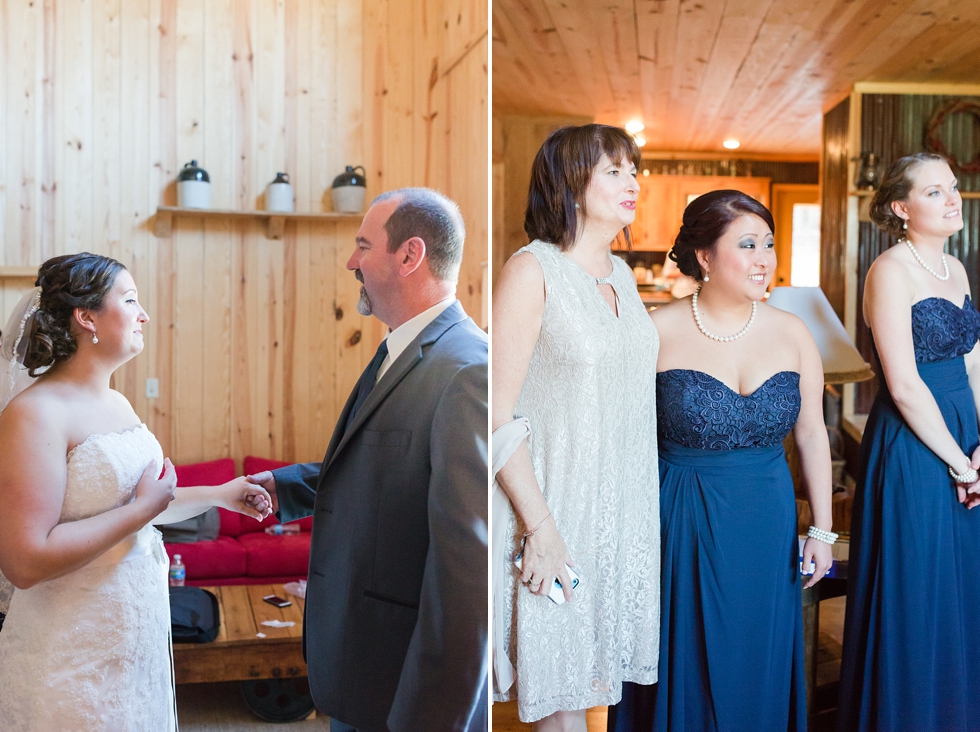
[177,160,210,209]
[330,165,367,213]
[266,172,294,212]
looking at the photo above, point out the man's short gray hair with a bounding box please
[373,188,465,283]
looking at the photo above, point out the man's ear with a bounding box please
[397,237,427,277]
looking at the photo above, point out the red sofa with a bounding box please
[164,456,312,587]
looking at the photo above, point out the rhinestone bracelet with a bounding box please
[948,465,979,484]
[807,526,839,545]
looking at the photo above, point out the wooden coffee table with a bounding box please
[173,583,307,685]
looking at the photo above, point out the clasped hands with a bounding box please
[952,446,980,509]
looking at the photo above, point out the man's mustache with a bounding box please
[354,269,364,283]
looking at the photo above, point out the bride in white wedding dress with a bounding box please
[0,253,273,731]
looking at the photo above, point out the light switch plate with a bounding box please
[145,378,159,399]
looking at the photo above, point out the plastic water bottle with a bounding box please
[169,554,186,587]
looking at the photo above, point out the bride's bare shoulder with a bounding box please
[0,384,68,443]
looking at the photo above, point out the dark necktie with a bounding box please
[344,339,389,432]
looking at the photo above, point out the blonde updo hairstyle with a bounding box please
[24,253,126,376]
[869,152,949,236]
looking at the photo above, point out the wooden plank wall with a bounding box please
[363,0,489,331]
[819,97,851,323]
[0,0,488,467]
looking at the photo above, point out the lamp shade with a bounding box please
[766,286,874,384]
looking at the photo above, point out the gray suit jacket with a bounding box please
[272,301,488,732]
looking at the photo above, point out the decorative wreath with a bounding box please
[924,99,980,173]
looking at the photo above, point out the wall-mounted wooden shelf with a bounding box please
[154,206,362,240]
[0,266,38,280]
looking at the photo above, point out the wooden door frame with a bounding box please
[771,183,819,289]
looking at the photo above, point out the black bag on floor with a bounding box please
[169,586,220,643]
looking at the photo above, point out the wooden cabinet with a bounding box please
[631,175,771,251]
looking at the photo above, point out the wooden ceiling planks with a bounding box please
[539,0,619,120]
[493,0,980,154]
[491,0,581,116]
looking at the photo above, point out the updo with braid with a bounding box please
[669,190,775,281]
[24,253,126,376]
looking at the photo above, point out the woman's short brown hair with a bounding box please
[524,124,641,251]
[869,153,949,236]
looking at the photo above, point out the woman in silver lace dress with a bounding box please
[492,125,660,728]
[0,253,272,731]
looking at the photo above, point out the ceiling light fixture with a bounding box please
[723,139,740,150]
[625,120,645,134]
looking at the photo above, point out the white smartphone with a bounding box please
[513,553,581,605]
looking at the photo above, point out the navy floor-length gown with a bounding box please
[610,369,807,732]
[838,296,980,732]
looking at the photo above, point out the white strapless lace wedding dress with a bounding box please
[0,424,176,732]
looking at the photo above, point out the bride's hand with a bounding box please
[134,459,176,516]
[214,477,273,520]
[518,515,576,602]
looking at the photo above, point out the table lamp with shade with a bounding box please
[766,286,874,534]
[766,286,874,385]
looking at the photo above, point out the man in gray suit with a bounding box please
[247,188,488,732]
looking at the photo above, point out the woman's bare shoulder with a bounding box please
[760,304,815,350]
[649,297,690,329]
[0,383,69,442]
[497,250,544,289]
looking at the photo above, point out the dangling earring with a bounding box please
[703,272,710,282]
[91,332,99,344]
[903,219,908,230]
[574,203,580,209]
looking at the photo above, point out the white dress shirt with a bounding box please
[375,297,455,383]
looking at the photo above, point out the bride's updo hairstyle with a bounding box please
[524,124,641,251]
[24,253,126,375]
[868,152,947,236]
[670,189,775,282]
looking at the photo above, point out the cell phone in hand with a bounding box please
[513,553,581,605]
[263,594,292,608]
[799,561,831,577]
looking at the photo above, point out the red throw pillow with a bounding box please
[242,455,313,533]
[241,456,293,534]
[243,455,291,475]
[174,458,236,486]
[173,458,240,537]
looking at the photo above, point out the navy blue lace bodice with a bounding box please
[657,370,801,450]
[911,296,980,363]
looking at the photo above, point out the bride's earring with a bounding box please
[903,219,908,231]
[91,332,98,344]
[703,271,710,282]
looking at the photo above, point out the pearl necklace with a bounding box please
[904,238,949,281]
[691,285,757,342]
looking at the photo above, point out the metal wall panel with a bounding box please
[855,93,980,411]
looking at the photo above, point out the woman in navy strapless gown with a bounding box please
[838,155,980,732]
[610,190,835,732]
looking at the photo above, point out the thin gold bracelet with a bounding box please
[523,511,552,539]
